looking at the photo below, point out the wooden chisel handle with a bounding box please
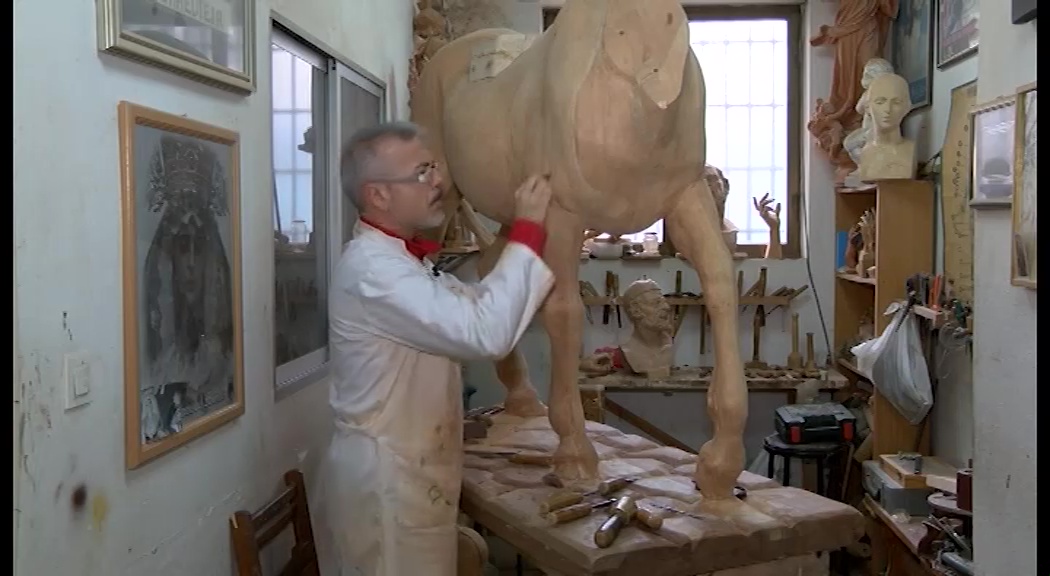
[509,453,553,467]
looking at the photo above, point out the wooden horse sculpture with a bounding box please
[412,0,746,499]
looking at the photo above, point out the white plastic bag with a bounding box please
[850,303,934,425]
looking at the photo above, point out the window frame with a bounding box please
[270,22,387,398]
[540,5,803,259]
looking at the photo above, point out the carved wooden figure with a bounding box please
[412,0,747,498]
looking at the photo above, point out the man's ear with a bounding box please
[362,183,390,211]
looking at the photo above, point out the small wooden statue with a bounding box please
[856,208,876,277]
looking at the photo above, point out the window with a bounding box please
[541,6,801,257]
[271,24,385,394]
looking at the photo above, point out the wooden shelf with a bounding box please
[837,272,877,286]
[581,294,799,307]
[833,179,934,458]
[912,305,949,328]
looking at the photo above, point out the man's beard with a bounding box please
[421,208,447,230]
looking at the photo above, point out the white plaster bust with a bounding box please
[857,73,917,182]
[844,58,896,169]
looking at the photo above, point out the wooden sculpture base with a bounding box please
[462,414,864,575]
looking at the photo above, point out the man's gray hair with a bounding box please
[340,121,424,210]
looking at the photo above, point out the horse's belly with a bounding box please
[443,81,526,226]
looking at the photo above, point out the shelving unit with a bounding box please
[833,179,935,457]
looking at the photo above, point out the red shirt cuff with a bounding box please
[507,219,546,256]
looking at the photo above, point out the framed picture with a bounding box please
[1011,82,1037,289]
[891,0,933,109]
[118,102,244,469]
[969,96,1016,209]
[1012,0,1036,25]
[936,0,979,69]
[97,0,256,93]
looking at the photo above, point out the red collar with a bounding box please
[360,217,442,262]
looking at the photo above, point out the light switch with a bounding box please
[64,352,92,410]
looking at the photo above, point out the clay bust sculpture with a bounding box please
[857,73,916,181]
[619,278,675,378]
[413,0,747,499]
[843,58,895,186]
[577,278,674,378]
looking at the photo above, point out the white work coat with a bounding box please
[321,220,553,576]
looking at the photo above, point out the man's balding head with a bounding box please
[341,121,425,210]
[340,121,446,235]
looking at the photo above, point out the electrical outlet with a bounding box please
[64,352,92,410]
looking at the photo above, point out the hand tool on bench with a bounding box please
[671,270,685,334]
[804,332,817,372]
[632,506,664,531]
[699,298,708,354]
[594,495,638,548]
[546,498,617,526]
[740,267,768,312]
[602,272,615,325]
[538,476,639,514]
[612,273,622,327]
[786,313,803,370]
[745,308,767,369]
[766,285,809,314]
[463,449,552,467]
[579,280,599,324]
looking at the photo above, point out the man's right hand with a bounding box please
[513,174,553,224]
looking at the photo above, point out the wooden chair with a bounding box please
[230,469,320,576]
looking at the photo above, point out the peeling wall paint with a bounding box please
[12,0,412,574]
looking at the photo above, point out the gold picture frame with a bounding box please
[1011,82,1037,289]
[119,102,244,469]
[968,95,1017,209]
[97,0,256,93]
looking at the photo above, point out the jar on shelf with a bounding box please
[289,220,310,249]
[641,232,660,255]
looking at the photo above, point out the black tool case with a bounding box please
[774,402,857,444]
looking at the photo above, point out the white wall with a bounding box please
[461,0,838,465]
[12,1,411,574]
[970,1,1037,574]
[899,37,979,470]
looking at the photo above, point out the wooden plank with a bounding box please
[878,455,959,491]
[578,367,849,394]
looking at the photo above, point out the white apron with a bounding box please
[322,221,553,576]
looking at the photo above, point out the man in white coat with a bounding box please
[323,121,555,576]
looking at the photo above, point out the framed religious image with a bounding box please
[97,0,256,93]
[891,0,933,109]
[118,102,244,469]
[936,0,979,69]
[1011,82,1037,289]
[969,96,1016,209]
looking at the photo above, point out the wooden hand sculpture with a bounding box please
[412,0,747,498]
[752,193,782,259]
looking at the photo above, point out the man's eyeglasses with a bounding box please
[373,162,440,185]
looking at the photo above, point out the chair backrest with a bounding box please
[230,469,320,576]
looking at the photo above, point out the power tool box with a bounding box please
[774,402,856,444]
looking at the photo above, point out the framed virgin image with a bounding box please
[890,0,933,109]
[936,0,979,69]
[97,0,256,93]
[118,101,244,469]
[968,96,1016,209]
[1011,82,1037,289]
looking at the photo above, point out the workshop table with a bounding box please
[578,367,850,453]
[460,414,864,576]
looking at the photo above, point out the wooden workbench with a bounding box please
[461,414,865,576]
[578,367,850,452]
